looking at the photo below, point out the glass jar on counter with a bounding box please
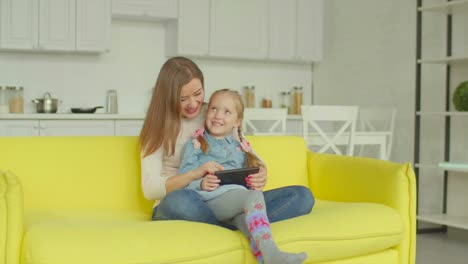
[292,86,303,115]
[262,96,272,108]
[106,89,118,114]
[243,86,256,108]
[9,86,24,113]
[0,86,9,114]
[280,91,291,114]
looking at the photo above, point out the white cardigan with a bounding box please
[140,107,206,207]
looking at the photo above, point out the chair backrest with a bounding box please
[242,108,288,135]
[357,106,396,160]
[301,105,359,156]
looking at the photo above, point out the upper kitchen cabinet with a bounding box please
[269,0,323,62]
[77,0,111,52]
[166,0,269,59]
[296,0,323,61]
[165,0,209,57]
[38,0,76,51]
[0,0,111,52]
[0,0,39,50]
[166,0,323,63]
[209,0,268,59]
[112,0,178,21]
[268,0,295,61]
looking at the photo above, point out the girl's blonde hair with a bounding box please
[198,89,264,168]
[140,57,204,157]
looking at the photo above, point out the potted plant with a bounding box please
[453,80,468,111]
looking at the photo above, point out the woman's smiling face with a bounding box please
[180,78,204,119]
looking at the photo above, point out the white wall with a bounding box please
[314,0,468,224]
[314,0,416,164]
[0,20,312,114]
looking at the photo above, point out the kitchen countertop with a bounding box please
[0,113,304,120]
[0,113,146,120]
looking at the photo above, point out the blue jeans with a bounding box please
[152,186,314,229]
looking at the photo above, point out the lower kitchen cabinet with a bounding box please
[40,120,114,136]
[115,120,144,136]
[0,120,115,136]
[0,120,40,136]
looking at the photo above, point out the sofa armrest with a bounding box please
[307,151,416,264]
[307,152,416,209]
[0,170,24,264]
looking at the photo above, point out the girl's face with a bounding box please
[206,93,241,139]
[180,78,204,119]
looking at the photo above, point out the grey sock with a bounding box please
[242,191,308,264]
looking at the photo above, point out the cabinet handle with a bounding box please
[39,124,45,129]
[33,125,39,129]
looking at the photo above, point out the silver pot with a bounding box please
[31,92,60,113]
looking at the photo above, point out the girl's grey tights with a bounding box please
[207,189,307,264]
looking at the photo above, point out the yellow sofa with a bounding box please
[0,136,416,264]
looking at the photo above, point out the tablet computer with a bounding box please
[214,167,260,187]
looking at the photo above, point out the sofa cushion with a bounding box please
[271,200,403,263]
[22,211,246,264]
[22,199,402,264]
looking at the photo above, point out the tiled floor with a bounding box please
[416,232,468,264]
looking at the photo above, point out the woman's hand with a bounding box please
[246,166,267,191]
[200,174,221,191]
[191,161,224,180]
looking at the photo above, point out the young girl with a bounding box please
[179,89,307,264]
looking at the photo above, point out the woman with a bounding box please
[139,56,314,227]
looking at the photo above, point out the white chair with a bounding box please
[301,105,359,156]
[242,108,288,135]
[357,107,396,160]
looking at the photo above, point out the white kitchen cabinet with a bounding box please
[112,0,177,20]
[0,0,110,52]
[165,0,210,57]
[269,0,323,62]
[209,0,268,59]
[268,0,296,61]
[166,0,323,63]
[0,120,114,136]
[40,120,114,136]
[0,0,38,50]
[296,0,323,61]
[115,120,144,136]
[76,0,111,52]
[0,120,40,136]
[39,0,76,51]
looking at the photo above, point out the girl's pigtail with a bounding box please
[198,135,209,153]
[192,127,209,153]
[246,152,263,168]
[238,127,264,168]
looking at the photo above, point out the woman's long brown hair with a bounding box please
[198,89,264,168]
[140,57,204,157]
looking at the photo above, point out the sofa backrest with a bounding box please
[246,136,309,190]
[0,137,152,214]
[0,136,309,214]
